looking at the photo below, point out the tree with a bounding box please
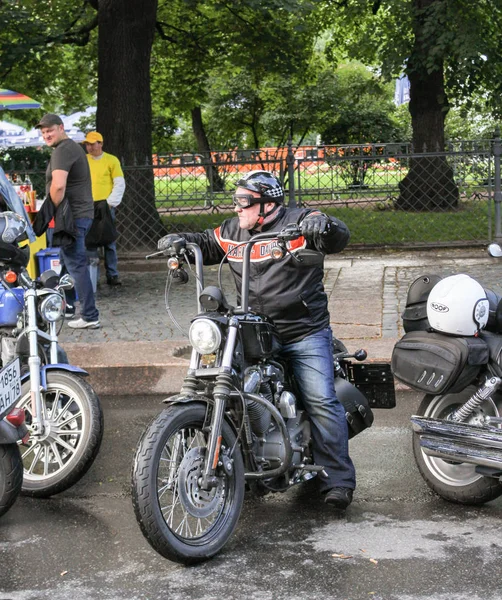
[93,0,164,249]
[0,0,164,248]
[152,0,320,177]
[323,0,502,210]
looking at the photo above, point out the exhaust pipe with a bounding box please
[412,416,502,470]
[411,416,502,449]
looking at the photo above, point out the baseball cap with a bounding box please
[84,131,103,144]
[35,113,64,129]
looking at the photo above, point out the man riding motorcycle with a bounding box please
[158,170,355,509]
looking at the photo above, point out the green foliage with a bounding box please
[0,146,50,170]
[318,63,405,144]
[445,104,499,141]
[0,1,98,122]
[152,0,320,150]
[0,146,50,196]
[323,0,502,119]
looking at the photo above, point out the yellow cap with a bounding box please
[84,131,103,143]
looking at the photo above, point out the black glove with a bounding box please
[300,215,330,239]
[157,234,184,251]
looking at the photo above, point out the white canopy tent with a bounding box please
[0,107,96,147]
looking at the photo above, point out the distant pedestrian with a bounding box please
[84,131,125,286]
[36,113,100,329]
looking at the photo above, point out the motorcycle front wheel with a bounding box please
[132,404,245,565]
[0,444,23,517]
[17,371,104,498]
[412,386,502,505]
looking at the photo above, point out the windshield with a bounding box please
[0,165,36,242]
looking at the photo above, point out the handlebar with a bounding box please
[150,224,304,314]
[149,225,302,260]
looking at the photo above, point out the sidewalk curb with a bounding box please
[65,338,410,396]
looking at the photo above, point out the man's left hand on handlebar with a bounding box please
[300,215,331,239]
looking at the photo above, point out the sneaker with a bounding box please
[324,487,353,509]
[68,317,100,329]
[106,275,122,286]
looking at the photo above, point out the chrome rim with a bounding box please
[421,393,500,487]
[17,381,87,481]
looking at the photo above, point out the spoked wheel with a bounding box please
[412,386,502,505]
[132,403,245,564]
[17,371,103,498]
[0,444,23,517]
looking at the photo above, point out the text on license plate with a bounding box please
[0,358,21,420]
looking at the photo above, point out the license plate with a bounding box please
[0,358,21,420]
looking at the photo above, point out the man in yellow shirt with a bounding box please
[84,131,126,286]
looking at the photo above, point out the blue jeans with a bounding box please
[60,217,99,322]
[279,327,356,492]
[103,207,119,279]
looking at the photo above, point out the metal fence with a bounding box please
[4,135,502,253]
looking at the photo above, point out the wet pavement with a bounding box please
[2,390,502,600]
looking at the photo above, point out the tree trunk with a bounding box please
[191,106,225,193]
[396,0,459,211]
[96,0,166,250]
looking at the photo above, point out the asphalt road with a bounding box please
[1,391,502,600]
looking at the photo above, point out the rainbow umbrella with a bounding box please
[0,88,41,110]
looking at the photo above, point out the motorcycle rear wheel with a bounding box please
[0,443,23,517]
[132,404,245,565]
[17,371,103,498]
[412,387,502,505]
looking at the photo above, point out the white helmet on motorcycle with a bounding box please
[426,274,489,336]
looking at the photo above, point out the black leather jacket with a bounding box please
[182,206,350,343]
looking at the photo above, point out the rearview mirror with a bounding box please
[58,273,75,290]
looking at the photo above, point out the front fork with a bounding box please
[200,318,239,490]
[25,289,45,435]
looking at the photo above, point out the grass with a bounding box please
[161,199,493,246]
[155,161,493,246]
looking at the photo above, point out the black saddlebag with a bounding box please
[402,274,442,333]
[391,330,489,395]
[335,376,374,439]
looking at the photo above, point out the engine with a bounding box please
[243,362,311,472]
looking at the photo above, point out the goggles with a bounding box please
[232,194,260,209]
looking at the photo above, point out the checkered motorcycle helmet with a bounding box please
[235,170,284,203]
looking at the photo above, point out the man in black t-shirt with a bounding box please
[36,113,99,329]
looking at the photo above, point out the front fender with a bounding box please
[163,393,213,407]
[0,418,27,444]
[21,364,89,388]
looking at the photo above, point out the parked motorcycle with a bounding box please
[131,223,396,564]
[0,401,28,518]
[0,212,103,498]
[392,251,502,505]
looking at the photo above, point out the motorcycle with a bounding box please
[0,213,103,499]
[0,402,28,518]
[392,248,502,505]
[131,224,396,564]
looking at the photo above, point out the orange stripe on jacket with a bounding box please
[214,227,306,263]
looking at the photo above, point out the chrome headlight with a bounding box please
[39,293,64,322]
[189,318,222,355]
